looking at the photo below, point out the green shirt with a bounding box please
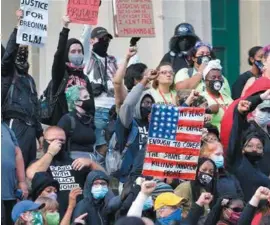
[149,88,177,105]
[201,91,233,131]
[174,67,232,97]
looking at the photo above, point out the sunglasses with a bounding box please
[229,207,243,213]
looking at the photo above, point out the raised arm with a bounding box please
[1,10,22,76]
[113,47,137,110]
[51,16,71,94]
[119,70,157,128]
[238,187,270,225]
[26,140,62,180]
[226,90,269,170]
[80,25,92,65]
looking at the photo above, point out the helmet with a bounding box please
[174,23,200,40]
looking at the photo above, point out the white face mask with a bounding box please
[255,110,270,126]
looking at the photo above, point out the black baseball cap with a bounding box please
[91,27,113,39]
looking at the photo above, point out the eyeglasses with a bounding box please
[157,206,174,213]
[159,70,174,76]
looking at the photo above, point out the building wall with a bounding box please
[2,0,269,94]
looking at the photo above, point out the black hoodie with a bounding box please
[72,170,115,225]
[49,27,95,125]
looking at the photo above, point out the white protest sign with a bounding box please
[17,0,49,47]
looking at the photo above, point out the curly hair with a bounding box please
[187,45,216,67]
[65,85,86,112]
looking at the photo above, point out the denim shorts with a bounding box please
[94,107,110,146]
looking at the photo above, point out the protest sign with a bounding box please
[17,0,49,47]
[142,105,205,180]
[67,0,100,25]
[112,0,155,37]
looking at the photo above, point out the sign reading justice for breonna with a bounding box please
[17,0,49,47]
[142,105,205,180]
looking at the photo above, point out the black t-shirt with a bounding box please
[232,71,253,100]
[135,119,149,150]
[58,112,96,152]
[160,52,189,73]
[48,159,90,218]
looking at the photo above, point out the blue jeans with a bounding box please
[94,107,110,146]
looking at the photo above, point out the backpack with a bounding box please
[39,74,68,125]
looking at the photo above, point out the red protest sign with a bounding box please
[67,0,100,25]
[142,105,205,180]
[112,0,155,37]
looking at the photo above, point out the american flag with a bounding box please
[143,104,205,180]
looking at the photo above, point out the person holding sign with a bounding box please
[47,15,95,126]
[200,59,233,131]
[115,70,158,184]
[150,62,177,105]
[2,9,43,168]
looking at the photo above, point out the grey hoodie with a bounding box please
[119,83,154,128]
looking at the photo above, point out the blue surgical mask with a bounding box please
[91,185,108,200]
[47,192,57,201]
[211,155,224,168]
[143,196,153,211]
[158,208,182,225]
[68,54,84,66]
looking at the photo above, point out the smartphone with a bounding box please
[130,37,141,47]
[15,189,23,200]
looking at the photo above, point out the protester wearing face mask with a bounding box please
[26,126,105,218]
[232,46,264,100]
[115,70,158,186]
[2,10,43,168]
[11,200,45,225]
[160,23,200,73]
[205,186,270,225]
[200,59,233,130]
[48,15,95,126]
[150,63,177,105]
[200,141,244,199]
[174,42,231,97]
[57,85,97,161]
[72,170,115,225]
[175,158,217,217]
[242,45,270,97]
[35,197,60,225]
[81,25,118,162]
[226,96,270,202]
[31,172,59,202]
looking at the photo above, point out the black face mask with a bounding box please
[178,39,193,52]
[198,172,213,186]
[244,152,263,164]
[15,47,29,72]
[197,55,211,65]
[207,80,223,93]
[254,60,264,73]
[78,99,92,113]
[92,40,109,57]
[141,107,151,121]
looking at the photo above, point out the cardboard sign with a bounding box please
[67,0,100,25]
[17,0,49,47]
[112,0,155,37]
[142,105,205,180]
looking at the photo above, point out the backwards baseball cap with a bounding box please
[257,100,270,110]
[12,200,45,222]
[154,192,186,210]
[91,27,113,39]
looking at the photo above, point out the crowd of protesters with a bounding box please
[1,7,270,225]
